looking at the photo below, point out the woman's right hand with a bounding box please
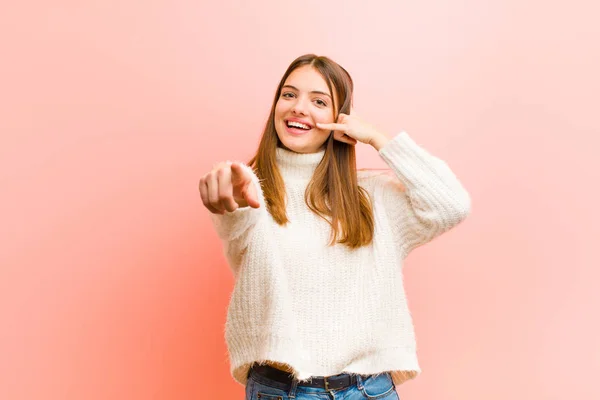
[199,161,260,215]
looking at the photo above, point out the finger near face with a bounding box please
[333,132,355,145]
[321,122,345,131]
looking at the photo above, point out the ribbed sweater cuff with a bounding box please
[378,131,456,191]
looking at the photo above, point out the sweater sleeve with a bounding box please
[377,131,471,258]
[207,161,267,243]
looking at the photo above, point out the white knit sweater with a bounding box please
[209,131,471,387]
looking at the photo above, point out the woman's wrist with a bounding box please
[370,132,392,151]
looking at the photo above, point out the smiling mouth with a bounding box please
[285,120,312,130]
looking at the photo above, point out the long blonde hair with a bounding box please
[247,54,375,249]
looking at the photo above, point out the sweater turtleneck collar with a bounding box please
[275,145,326,181]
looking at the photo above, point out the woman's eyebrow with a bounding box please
[282,85,331,99]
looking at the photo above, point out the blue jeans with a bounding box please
[245,367,400,400]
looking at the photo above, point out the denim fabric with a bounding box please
[245,367,400,400]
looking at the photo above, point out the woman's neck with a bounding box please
[275,146,326,182]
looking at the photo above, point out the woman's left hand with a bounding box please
[316,113,387,148]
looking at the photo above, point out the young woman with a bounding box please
[199,54,471,399]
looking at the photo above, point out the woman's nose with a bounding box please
[291,98,308,115]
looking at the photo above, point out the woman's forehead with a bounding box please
[285,67,330,92]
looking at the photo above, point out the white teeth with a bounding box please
[287,121,310,130]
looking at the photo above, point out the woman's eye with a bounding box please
[281,92,326,106]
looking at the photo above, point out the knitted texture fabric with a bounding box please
[209,131,471,387]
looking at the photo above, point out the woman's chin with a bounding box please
[277,130,327,154]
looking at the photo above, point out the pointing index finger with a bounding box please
[230,162,248,184]
[317,122,346,131]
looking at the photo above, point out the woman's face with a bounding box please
[274,65,338,154]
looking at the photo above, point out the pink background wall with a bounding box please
[1,1,598,399]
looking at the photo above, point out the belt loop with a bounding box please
[288,376,298,399]
[356,374,364,390]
